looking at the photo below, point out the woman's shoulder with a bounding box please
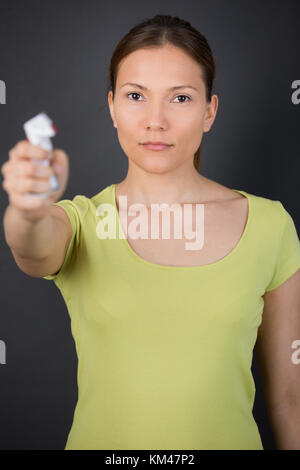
[200,178,245,203]
[207,179,281,209]
[204,179,288,230]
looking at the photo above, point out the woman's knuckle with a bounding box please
[17,141,29,157]
[2,179,8,191]
[1,162,8,175]
[18,161,30,176]
[14,161,23,176]
[28,161,36,175]
[29,178,37,192]
[4,177,13,193]
[22,177,32,192]
[15,141,24,152]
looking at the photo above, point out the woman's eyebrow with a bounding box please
[120,82,199,92]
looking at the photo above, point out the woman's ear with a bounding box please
[203,94,218,133]
[108,91,117,128]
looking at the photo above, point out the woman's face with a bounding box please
[108,44,218,173]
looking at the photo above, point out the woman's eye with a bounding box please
[127,92,143,101]
[126,93,191,103]
[173,95,191,103]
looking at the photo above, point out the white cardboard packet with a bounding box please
[23,112,59,198]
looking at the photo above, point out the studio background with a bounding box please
[0,0,299,450]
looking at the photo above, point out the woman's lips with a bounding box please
[141,143,172,151]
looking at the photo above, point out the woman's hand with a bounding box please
[1,140,69,222]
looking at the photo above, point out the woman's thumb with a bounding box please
[53,162,62,173]
[52,149,69,175]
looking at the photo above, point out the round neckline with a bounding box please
[110,183,251,271]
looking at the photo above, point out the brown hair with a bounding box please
[106,14,216,171]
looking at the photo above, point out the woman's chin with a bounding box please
[139,158,176,174]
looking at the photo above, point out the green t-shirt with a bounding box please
[43,183,300,450]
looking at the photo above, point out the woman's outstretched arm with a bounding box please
[1,139,71,277]
[4,203,72,278]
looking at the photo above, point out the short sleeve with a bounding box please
[265,202,300,292]
[42,197,83,285]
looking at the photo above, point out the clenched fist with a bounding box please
[1,140,69,222]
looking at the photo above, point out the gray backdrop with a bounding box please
[0,0,299,450]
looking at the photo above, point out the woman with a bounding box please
[3,15,300,450]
